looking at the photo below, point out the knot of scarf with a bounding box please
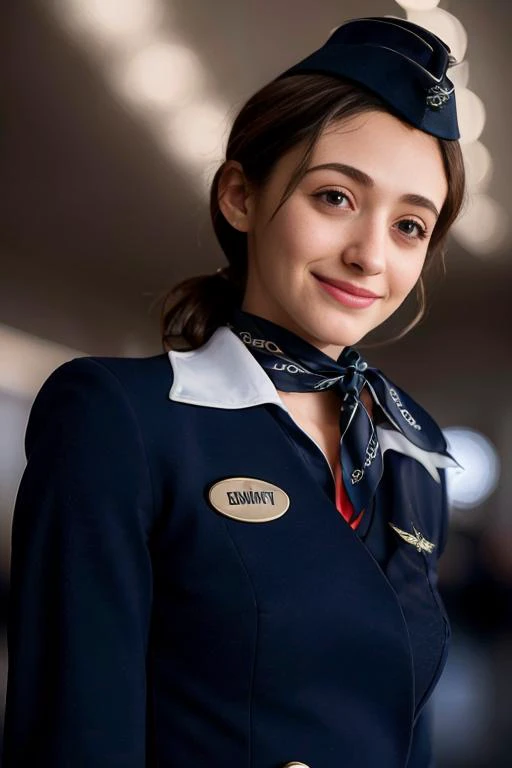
[230,310,451,519]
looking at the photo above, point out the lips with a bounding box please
[313,274,381,309]
[313,275,381,298]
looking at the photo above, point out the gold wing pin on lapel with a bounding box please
[389,522,436,554]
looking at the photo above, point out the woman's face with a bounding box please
[241,110,448,358]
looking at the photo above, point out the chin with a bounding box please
[302,314,373,351]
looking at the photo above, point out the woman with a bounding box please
[4,16,465,768]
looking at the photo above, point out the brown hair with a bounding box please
[161,74,465,350]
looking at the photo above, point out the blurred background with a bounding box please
[1,0,511,765]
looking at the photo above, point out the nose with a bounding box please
[340,214,387,276]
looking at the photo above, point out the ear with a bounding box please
[217,161,253,233]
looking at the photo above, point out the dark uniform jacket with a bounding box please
[3,326,456,767]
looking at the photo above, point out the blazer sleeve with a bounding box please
[3,358,155,767]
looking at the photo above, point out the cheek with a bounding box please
[389,256,426,304]
[267,205,340,266]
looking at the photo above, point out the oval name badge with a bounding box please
[208,477,290,523]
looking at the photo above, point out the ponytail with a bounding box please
[161,265,245,351]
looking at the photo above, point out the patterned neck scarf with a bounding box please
[230,309,451,519]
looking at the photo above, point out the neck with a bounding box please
[278,386,374,425]
[278,388,343,426]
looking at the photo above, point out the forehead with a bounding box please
[279,110,448,211]
[263,106,448,210]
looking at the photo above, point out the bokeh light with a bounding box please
[449,60,470,90]
[443,427,500,509]
[165,100,229,168]
[462,141,493,193]
[394,0,440,11]
[452,194,509,256]
[456,88,487,145]
[118,42,204,111]
[55,0,163,47]
[406,8,467,62]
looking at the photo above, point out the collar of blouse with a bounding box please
[167,326,457,484]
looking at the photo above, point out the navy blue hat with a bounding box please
[280,16,460,140]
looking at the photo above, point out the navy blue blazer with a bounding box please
[3,327,454,767]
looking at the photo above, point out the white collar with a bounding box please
[168,326,457,482]
[169,326,283,410]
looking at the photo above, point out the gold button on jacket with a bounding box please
[283,763,310,768]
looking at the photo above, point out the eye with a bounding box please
[314,189,351,208]
[395,218,428,241]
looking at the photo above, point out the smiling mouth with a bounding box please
[313,274,381,309]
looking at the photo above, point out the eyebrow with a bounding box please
[305,163,440,220]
